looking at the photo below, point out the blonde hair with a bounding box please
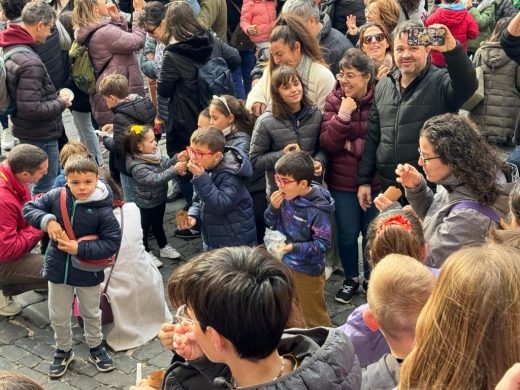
[59,140,89,167]
[72,0,101,29]
[367,254,434,340]
[371,0,400,33]
[399,243,520,389]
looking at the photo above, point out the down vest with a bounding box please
[320,83,380,193]
[469,41,520,144]
[31,26,69,91]
[357,43,478,190]
[75,12,146,126]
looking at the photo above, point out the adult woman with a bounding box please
[376,114,513,268]
[396,0,427,23]
[246,13,335,115]
[101,178,172,352]
[73,0,146,127]
[365,0,401,34]
[320,49,380,304]
[250,66,327,197]
[358,22,394,80]
[469,18,520,145]
[399,243,520,389]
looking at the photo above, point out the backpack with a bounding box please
[69,26,109,95]
[0,45,33,115]
[197,57,235,108]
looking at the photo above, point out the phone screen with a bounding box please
[407,28,446,46]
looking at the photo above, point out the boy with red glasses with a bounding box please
[264,151,335,328]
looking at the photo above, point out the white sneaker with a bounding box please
[0,293,22,316]
[147,251,163,268]
[159,244,181,259]
[1,128,16,151]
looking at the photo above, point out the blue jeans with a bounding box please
[508,146,520,171]
[240,49,256,96]
[71,110,103,166]
[330,189,378,280]
[20,138,59,195]
[120,173,136,203]
[232,68,246,100]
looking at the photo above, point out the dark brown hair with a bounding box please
[124,125,154,156]
[190,126,226,153]
[64,155,98,176]
[162,0,206,44]
[358,21,393,58]
[209,95,255,136]
[270,66,313,120]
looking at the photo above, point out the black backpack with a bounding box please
[197,57,235,108]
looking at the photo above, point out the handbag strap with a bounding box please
[60,187,76,240]
[102,204,124,293]
[450,201,500,224]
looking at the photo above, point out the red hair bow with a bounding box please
[376,215,412,235]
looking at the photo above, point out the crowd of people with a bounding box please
[1,0,520,387]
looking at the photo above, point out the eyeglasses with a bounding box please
[186,146,216,159]
[274,174,297,188]
[335,72,364,81]
[362,33,386,45]
[418,148,441,163]
[145,24,159,35]
[212,95,231,115]
[174,304,199,325]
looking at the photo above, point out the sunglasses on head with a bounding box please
[362,33,386,45]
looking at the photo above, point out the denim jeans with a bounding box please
[330,189,378,280]
[71,110,103,166]
[0,113,8,129]
[232,67,246,100]
[120,173,136,203]
[20,138,59,195]
[508,146,520,171]
[240,49,256,96]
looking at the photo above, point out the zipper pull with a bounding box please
[296,120,300,127]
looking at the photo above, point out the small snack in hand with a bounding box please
[176,210,189,226]
[177,150,190,163]
[147,370,166,389]
[59,230,71,242]
[383,186,402,202]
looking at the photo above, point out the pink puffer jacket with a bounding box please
[240,0,277,44]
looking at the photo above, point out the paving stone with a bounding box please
[110,353,139,374]
[0,320,28,343]
[0,356,17,370]
[33,328,55,345]
[44,380,77,389]
[148,349,174,369]
[15,366,49,386]
[16,291,46,308]
[130,339,164,361]
[0,344,31,361]
[34,361,50,375]
[67,372,103,390]
[15,337,55,359]
[72,357,100,377]
[18,353,42,368]
[20,300,51,328]
[94,369,136,388]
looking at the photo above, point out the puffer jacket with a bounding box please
[320,83,380,193]
[495,0,518,19]
[189,146,256,249]
[140,35,159,80]
[22,182,121,286]
[126,154,177,209]
[75,12,146,126]
[405,172,512,268]
[264,184,335,276]
[240,0,276,44]
[250,105,328,196]
[0,24,65,141]
[158,30,240,155]
[469,41,520,143]
[319,13,353,75]
[501,30,520,144]
[227,130,266,193]
[103,95,156,176]
[333,0,366,35]
[162,327,361,390]
[467,1,496,53]
[357,43,478,190]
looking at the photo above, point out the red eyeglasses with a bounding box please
[186,146,216,159]
[274,174,296,188]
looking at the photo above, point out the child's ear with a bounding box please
[208,326,225,352]
[363,308,380,332]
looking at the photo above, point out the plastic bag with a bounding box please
[263,229,287,260]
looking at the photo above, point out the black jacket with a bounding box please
[157,31,240,155]
[357,43,478,190]
[333,0,366,35]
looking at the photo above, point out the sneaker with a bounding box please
[147,251,163,268]
[174,229,201,239]
[89,345,115,372]
[159,244,181,259]
[1,128,15,151]
[49,349,74,378]
[0,293,22,316]
[335,279,359,304]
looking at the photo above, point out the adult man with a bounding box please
[198,0,227,43]
[0,144,48,316]
[0,1,71,194]
[357,21,477,209]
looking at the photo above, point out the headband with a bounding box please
[376,215,412,235]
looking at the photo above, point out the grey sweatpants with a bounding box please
[48,282,103,351]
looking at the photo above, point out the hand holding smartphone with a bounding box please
[407,27,446,46]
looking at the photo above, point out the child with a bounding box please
[22,156,121,378]
[53,140,89,188]
[177,127,257,249]
[125,125,184,265]
[361,254,435,390]
[197,107,211,128]
[426,0,478,67]
[264,150,334,328]
[240,0,277,53]
[99,74,155,202]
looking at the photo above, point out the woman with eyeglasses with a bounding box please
[374,114,515,268]
[365,0,401,33]
[358,22,394,80]
[320,49,380,304]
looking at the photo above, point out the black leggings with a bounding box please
[140,203,167,251]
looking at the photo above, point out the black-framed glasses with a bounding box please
[418,148,441,163]
[174,304,199,325]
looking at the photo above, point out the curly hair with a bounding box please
[0,0,28,20]
[420,114,509,205]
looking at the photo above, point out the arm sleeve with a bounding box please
[249,119,285,171]
[263,204,281,228]
[77,207,121,259]
[157,52,179,98]
[403,176,435,218]
[104,12,146,54]
[191,172,245,216]
[291,211,332,256]
[356,103,380,185]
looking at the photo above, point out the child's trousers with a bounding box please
[48,282,103,351]
[292,270,332,328]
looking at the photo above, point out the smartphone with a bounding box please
[407,27,446,46]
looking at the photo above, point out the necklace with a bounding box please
[232,356,285,389]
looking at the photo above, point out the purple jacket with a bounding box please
[75,13,146,126]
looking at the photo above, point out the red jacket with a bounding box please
[0,161,43,262]
[320,84,380,193]
[426,6,479,67]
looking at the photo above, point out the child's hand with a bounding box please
[247,25,258,35]
[47,220,64,240]
[313,160,322,177]
[101,124,113,133]
[158,323,176,351]
[173,161,187,175]
[172,322,204,361]
[187,160,204,177]
[57,238,79,255]
[283,143,300,154]
[281,243,293,254]
[270,190,285,209]
[178,216,196,231]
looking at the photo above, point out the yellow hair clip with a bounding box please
[130,124,144,134]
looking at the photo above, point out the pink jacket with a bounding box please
[240,0,277,44]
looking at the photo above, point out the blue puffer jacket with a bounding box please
[189,146,257,249]
[22,181,121,287]
[264,184,334,276]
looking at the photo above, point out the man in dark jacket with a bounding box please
[0,1,71,194]
[356,20,478,209]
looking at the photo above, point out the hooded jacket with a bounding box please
[189,146,256,249]
[157,31,240,155]
[467,0,496,52]
[22,181,121,286]
[75,12,146,126]
[0,24,65,141]
[426,5,479,66]
[0,161,43,262]
[264,184,335,276]
[501,30,520,144]
[361,354,401,390]
[161,327,361,390]
[469,41,520,143]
